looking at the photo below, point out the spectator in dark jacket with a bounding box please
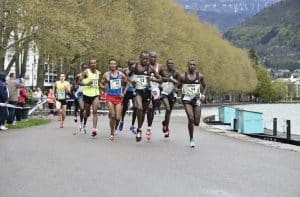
[0,72,8,130]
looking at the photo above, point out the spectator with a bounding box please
[6,73,19,124]
[47,88,55,116]
[0,72,8,130]
[33,87,43,111]
[16,78,27,121]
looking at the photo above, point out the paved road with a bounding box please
[0,115,300,197]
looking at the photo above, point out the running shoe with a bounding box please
[136,130,142,142]
[130,125,137,134]
[82,126,87,134]
[73,117,78,123]
[164,127,170,138]
[60,122,64,128]
[79,124,83,132]
[0,125,8,130]
[109,135,115,141]
[146,129,152,141]
[91,129,97,137]
[189,139,196,148]
[118,121,124,131]
[57,114,62,121]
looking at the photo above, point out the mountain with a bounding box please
[179,0,280,32]
[224,0,300,71]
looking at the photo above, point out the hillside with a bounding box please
[225,0,300,70]
[196,10,251,33]
[180,0,279,32]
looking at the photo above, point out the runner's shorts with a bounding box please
[106,94,123,105]
[56,99,67,105]
[136,89,151,102]
[124,91,136,100]
[83,95,98,105]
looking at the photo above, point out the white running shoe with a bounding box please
[79,124,83,132]
[0,125,8,130]
[82,125,87,134]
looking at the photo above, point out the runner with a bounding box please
[178,59,207,148]
[146,51,163,140]
[100,59,127,140]
[160,59,179,138]
[73,63,89,134]
[53,73,71,128]
[81,59,101,137]
[118,60,137,134]
[131,51,152,142]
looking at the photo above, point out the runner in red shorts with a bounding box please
[100,58,128,140]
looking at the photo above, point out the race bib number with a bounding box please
[57,89,65,100]
[91,79,98,87]
[182,84,201,96]
[134,75,148,89]
[110,79,122,89]
[162,82,175,95]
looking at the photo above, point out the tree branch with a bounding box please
[4,52,18,74]
[3,34,33,50]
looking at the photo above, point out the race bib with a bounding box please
[57,89,65,100]
[134,75,148,89]
[162,82,175,95]
[91,79,98,87]
[110,79,122,89]
[182,84,201,96]
[150,81,159,89]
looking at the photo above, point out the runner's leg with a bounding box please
[183,104,195,141]
[107,101,116,138]
[91,96,99,135]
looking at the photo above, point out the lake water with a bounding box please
[170,104,300,135]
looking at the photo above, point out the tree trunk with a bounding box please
[15,55,20,77]
[0,49,5,71]
[14,29,20,77]
[36,55,45,89]
[20,41,29,78]
[5,53,18,74]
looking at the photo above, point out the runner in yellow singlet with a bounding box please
[53,74,70,128]
[80,59,101,137]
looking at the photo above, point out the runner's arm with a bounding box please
[100,72,108,91]
[79,70,90,86]
[66,82,71,93]
[176,73,185,97]
[121,72,129,96]
[199,75,207,101]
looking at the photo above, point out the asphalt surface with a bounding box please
[0,115,300,197]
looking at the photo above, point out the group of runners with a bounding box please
[52,51,207,147]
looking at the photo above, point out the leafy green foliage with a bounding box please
[1,0,258,93]
[225,0,300,70]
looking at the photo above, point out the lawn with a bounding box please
[7,117,51,129]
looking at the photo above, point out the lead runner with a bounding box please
[177,59,207,148]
